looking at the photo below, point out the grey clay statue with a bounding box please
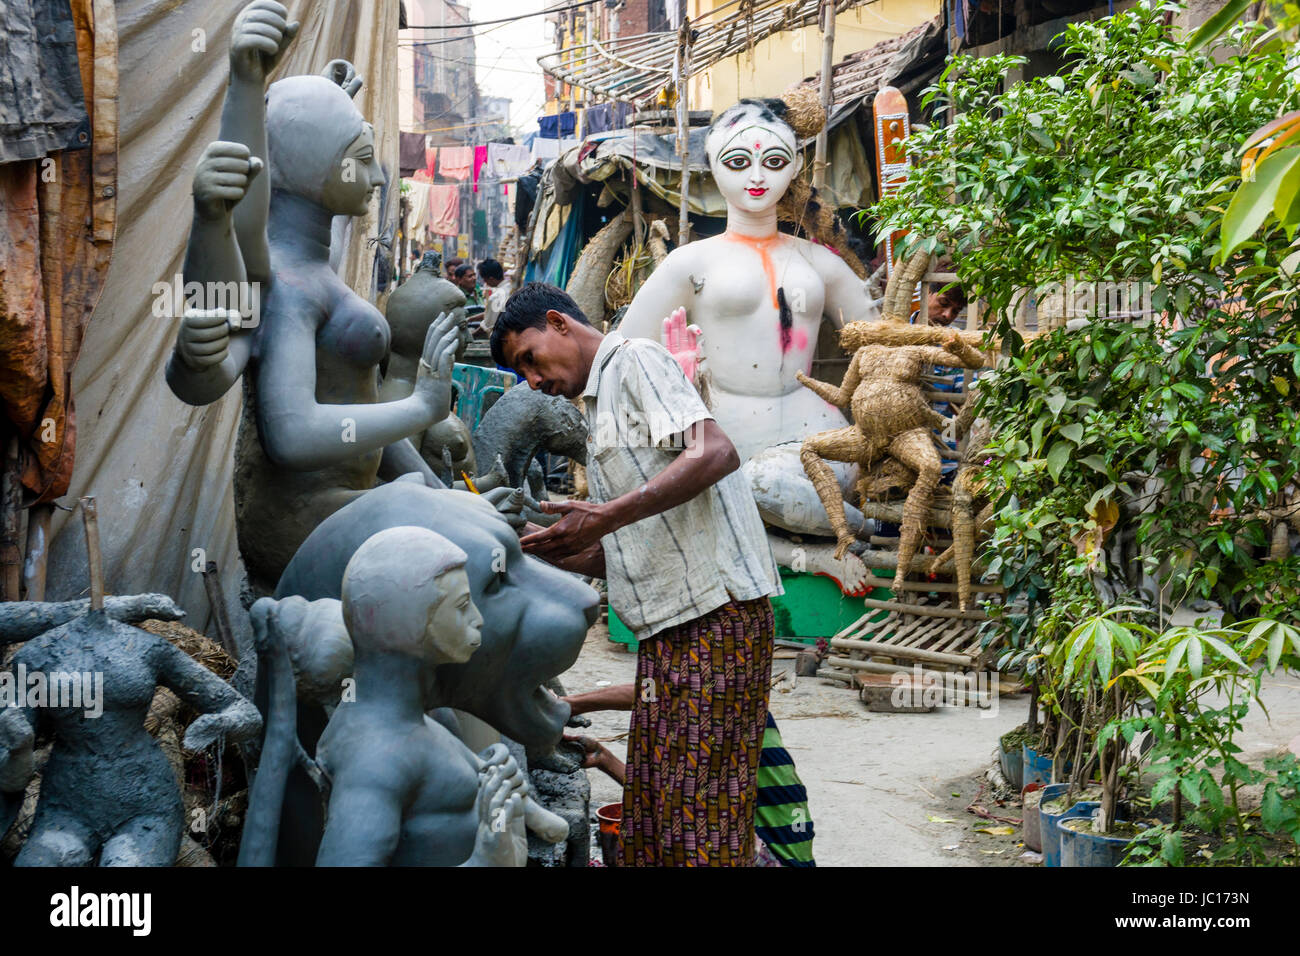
[318,527,533,865]
[162,3,463,593]
[0,600,260,866]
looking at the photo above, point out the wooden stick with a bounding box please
[830,636,974,667]
[80,496,104,611]
[857,595,987,621]
[202,561,240,660]
[812,0,835,190]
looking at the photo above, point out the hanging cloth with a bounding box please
[472,144,488,193]
[488,142,531,179]
[425,146,437,178]
[428,183,460,235]
[400,132,426,178]
[439,145,473,181]
[404,179,431,234]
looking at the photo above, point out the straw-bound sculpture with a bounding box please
[927,401,994,610]
[796,248,991,592]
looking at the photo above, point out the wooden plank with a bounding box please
[830,637,975,667]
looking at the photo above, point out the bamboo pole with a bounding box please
[202,561,240,660]
[812,0,836,190]
[856,595,988,621]
[675,20,692,248]
[79,496,104,611]
[829,636,973,667]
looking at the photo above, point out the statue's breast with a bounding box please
[319,291,391,369]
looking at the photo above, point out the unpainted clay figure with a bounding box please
[312,526,549,865]
[617,87,879,594]
[796,249,990,592]
[380,250,480,481]
[0,601,260,866]
[163,2,463,592]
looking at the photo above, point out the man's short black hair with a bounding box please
[454,264,474,279]
[489,282,590,368]
[477,258,504,282]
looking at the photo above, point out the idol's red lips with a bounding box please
[746,187,767,196]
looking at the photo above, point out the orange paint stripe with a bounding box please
[722,231,781,309]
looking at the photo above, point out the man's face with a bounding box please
[457,271,476,292]
[500,313,588,399]
[927,290,963,327]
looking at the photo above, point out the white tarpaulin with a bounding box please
[44,0,400,641]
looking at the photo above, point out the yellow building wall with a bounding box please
[687,0,942,112]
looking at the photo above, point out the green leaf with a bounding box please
[1045,75,1064,94]
[1059,422,1084,445]
[1046,441,1071,483]
[1078,455,1110,475]
[1220,148,1300,262]
[1188,0,1254,52]
[1187,637,1204,679]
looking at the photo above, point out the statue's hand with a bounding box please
[473,760,528,866]
[177,308,239,371]
[662,306,703,383]
[321,59,363,98]
[193,141,263,222]
[413,311,463,423]
[229,0,300,85]
[481,486,527,530]
[182,701,262,751]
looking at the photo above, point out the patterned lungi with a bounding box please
[619,597,775,866]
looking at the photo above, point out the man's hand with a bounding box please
[662,306,703,383]
[519,500,619,560]
[230,1,299,85]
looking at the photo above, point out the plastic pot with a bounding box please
[999,739,1025,791]
[1022,744,1054,786]
[1021,783,1045,853]
[595,802,622,867]
[1044,801,1099,866]
[1038,784,1078,866]
[1059,813,1133,867]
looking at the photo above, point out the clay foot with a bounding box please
[769,537,872,597]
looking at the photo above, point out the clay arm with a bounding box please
[154,640,262,749]
[0,594,184,645]
[923,335,988,370]
[378,439,445,488]
[816,242,879,327]
[315,776,404,866]
[0,707,35,795]
[796,350,863,409]
[615,247,692,342]
[255,306,459,471]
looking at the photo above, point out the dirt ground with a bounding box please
[562,621,1300,867]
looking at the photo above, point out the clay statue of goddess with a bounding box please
[161,2,464,593]
[311,526,560,865]
[617,93,879,593]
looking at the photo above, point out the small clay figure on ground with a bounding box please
[0,601,260,866]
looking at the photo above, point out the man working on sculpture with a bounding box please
[490,282,783,867]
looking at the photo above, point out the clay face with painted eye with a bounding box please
[425,568,483,665]
[322,123,382,217]
[708,121,800,213]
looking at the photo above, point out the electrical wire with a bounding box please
[403,0,601,30]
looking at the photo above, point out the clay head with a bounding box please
[418,249,443,273]
[266,74,381,216]
[341,527,481,665]
[706,99,803,215]
[276,484,600,748]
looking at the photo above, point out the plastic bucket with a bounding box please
[1037,784,1074,867]
[596,802,622,867]
[1059,812,1133,867]
[1021,783,1045,853]
[1045,801,1099,866]
[999,740,1025,791]
[1022,744,1055,786]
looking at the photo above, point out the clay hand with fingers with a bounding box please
[518,499,617,560]
[662,306,704,384]
[177,308,242,371]
[192,140,263,222]
[413,311,464,424]
[321,58,363,98]
[230,0,300,85]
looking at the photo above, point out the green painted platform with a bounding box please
[607,569,894,648]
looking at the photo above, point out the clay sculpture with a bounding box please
[470,383,588,498]
[796,249,990,592]
[0,600,260,866]
[616,88,879,593]
[162,3,463,593]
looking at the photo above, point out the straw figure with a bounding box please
[795,248,991,592]
[926,405,995,610]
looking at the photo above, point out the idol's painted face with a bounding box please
[708,121,801,213]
